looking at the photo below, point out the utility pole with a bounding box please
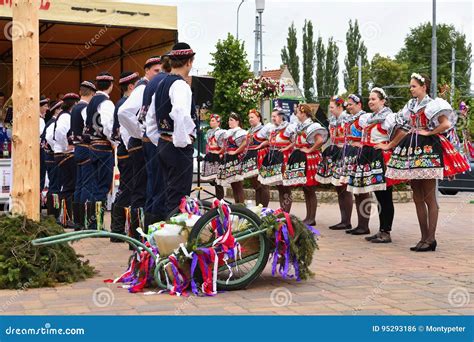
[431,0,437,98]
[451,46,456,106]
[357,55,362,95]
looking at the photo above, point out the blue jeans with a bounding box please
[90,141,114,203]
[74,145,96,203]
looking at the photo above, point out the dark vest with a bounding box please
[112,95,128,142]
[85,93,109,141]
[139,72,168,123]
[154,74,197,135]
[41,117,56,152]
[70,101,88,143]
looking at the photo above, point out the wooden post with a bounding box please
[11,0,40,220]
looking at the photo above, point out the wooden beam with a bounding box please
[11,0,40,220]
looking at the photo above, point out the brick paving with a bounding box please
[0,193,472,315]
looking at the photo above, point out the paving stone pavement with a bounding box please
[0,193,472,316]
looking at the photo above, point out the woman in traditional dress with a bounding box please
[241,109,271,206]
[346,88,399,243]
[217,112,248,203]
[202,114,226,200]
[342,94,372,235]
[258,108,295,212]
[283,104,328,225]
[384,73,470,252]
[317,96,353,230]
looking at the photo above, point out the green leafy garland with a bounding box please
[0,215,95,289]
[261,213,319,280]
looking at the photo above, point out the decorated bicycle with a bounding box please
[32,197,319,296]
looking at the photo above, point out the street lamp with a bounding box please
[236,0,245,40]
[253,0,265,75]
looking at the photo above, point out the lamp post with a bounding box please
[256,0,265,75]
[236,0,245,40]
[253,0,265,76]
[431,0,437,98]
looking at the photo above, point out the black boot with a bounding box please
[72,202,84,231]
[85,201,97,230]
[49,193,61,221]
[144,212,161,235]
[129,208,140,250]
[110,204,126,243]
[46,193,54,217]
[62,197,76,229]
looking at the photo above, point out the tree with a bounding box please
[396,23,472,96]
[210,33,253,128]
[281,22,300,86]
[344,19,368,92]
[369,53,410,111]
[324,37,339,97]
[302,20,316,102]
[315,36,326,102]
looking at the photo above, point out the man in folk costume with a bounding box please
[118,57,161,240]
[110,71,139,243]
[39,96,49,193]
[47,93,80,227]
[70,80,96,230]
[141,56,172,222]
[84,72,116,230]
[155,42,197,216]
[43,100,62,219]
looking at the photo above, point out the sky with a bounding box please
[132,0,473,94]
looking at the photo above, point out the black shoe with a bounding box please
[345,227,359,234]
[350,227,370,235]
[365,232,380,241]
[110,235,126,243]
[329,223,351,230]
[415,240,437,252]
[410,241,425,251]
[371,231,392,243]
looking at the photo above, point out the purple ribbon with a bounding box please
[281,225,290,279]
[190,253,199,295]
[305,224,320,236]
[292,255,301,281]
[271,230,279,277]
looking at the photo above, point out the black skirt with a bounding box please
[316,145,342,185]
[202,153,221,181]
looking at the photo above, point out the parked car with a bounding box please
[438,160,474,195]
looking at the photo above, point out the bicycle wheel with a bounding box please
[166,200,213,220]
[188,205,270,291]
